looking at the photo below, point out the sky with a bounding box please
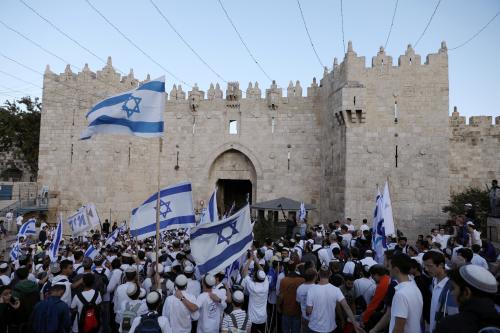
[0,0,499,119]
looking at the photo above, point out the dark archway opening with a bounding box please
[217,179,252,216]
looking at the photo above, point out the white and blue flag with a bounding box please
[105,224,124,245]
[130,182,196,240]
[84,244,98,259]
[372,189,386,263]
[190,204,253,275]
[49,214,63,262]
[299,202,306,221]
[199,189,218,225]
[382,181,395,236]
[80,76,165,139]
[17,218,36,238]
[10,241,21,261]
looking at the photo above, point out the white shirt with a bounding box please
[71,289,102,332]
[317,248,333,266]
[471,230,482,247]
[6,212,13,222]
[0,275,11,286]
[52,274,72,306]
[16,216,23,226]
[162,290,199,333]
[129,311,171,333]
[106,268,122,302]
[296,283,313,320]
[389,280,423,333]
[360,224,370,232]
[306,283,345,332]
[343,261,356,275]
[114,282,133,323]
[471,253,489,269]
[243,276,269,324]
[360,256,377,269]
[341,233,353,247]
[186,279,201,298]
[195,291,226,333]
[429,277,449,333]
[353,277,376,305]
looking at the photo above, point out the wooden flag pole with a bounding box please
[155,137,163,283]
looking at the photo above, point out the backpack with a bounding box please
[228,312,249,333]
[351,260,364,279]
[77,291,100,333]
[93,270,109,297]
[135,312,162,333]
[121,302,142,333]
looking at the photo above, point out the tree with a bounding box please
[442,187,490,227]
[0,96,41,176]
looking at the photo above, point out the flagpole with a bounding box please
[155,136,163,282]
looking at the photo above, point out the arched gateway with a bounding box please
[208,148,257,216]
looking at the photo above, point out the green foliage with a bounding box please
[0,97,41,175]
[252,216,284,243]
[442,187,490,226]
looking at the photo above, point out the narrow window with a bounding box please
[394,101,398,123]
[70,144,74,163]
[271,117,275,133]
[229,120,238,134]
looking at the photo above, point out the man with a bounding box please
[31,283,71,333]
[340,225,352,248]
[360,218,370,234]
[467,222,482,247]
[295,268,316,326]
[129,291,171,333]
[353,266,376,311]
[422,250,458,333]
[11,266,40,332]
[71,273,102,333]
[120,283,148,333]
[38,224,48,244]
[102,219,110,236]
[306,266,363,333]
[162,274,199,333]
[114,267,138,325]
[195,274,226,333]
[360,250,378,269]
[53,259,77,306]
[16,214,23,233]
[470,244,488,269]
[5,210,13,233]
[278,261,304,333]
[242,254,269,333]
[435,265,499,332]
[344,218,355,232]
[221,290,251,333]
[0,262,11,286]
[388,253,423,333]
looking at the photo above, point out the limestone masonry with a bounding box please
[37,41,500,237]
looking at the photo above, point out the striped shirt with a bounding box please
[222,309,251,331]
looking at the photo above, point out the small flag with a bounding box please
[105,224,124,245]
[80,77,165,139]
[199,189,218,225]
[130,182,196,240]
[299,202,306,221]
[382,181,395,236]
[191,205,253,275]
[372,190,386,263]
[84,244,98,260]
[17,218,36,238]
[49,214,63,262]
[10,241,21,261]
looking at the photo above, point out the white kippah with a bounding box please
[126,282,138,296]
[146,291,161,305]
[175,274,188,287]
[204,274,216,287]
[232,290,244,303]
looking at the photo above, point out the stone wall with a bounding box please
[0,148,34,182]
[449,108,500,194]
[38,59,321,222]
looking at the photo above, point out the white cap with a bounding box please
[232,290,244,303]
[155,263,164,274]
[175,274,188,287]
[204,274,216,287]
[184,265,194,274]
[126,282,138,296]
[146,291,161,305]
[256,270,266,281]
[139,288,146,299]
[459,265,497,294]
[0,263,8,269]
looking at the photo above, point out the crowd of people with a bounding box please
[0,213,499,333]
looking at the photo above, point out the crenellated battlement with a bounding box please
[449,107,500,129]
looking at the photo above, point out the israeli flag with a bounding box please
[191,205,253,275]
[199,189,218,225]
[84,244,98,259]
[80,77,165,139]
[299,202,306,221]
[105,224,123,245]
[130,182,196,240]
[17,218,36,238]
[10,241,21,261]
[372,190,387,264]
[382,181,395,236]
[49,215,63,262]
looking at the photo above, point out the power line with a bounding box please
[384,0,399,49]
[296,0,324,68]
[414,0,442,48]
[84,0,191,87]
[216,0,272,82]
[0,18,79,71]
[18,0,126,75]
[449,10,500,51]
[149,0,227,83]
[340,0,346,53]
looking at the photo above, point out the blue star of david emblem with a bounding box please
[217,219,239,245]
[122,95,142,118]
[154,199,172,219]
